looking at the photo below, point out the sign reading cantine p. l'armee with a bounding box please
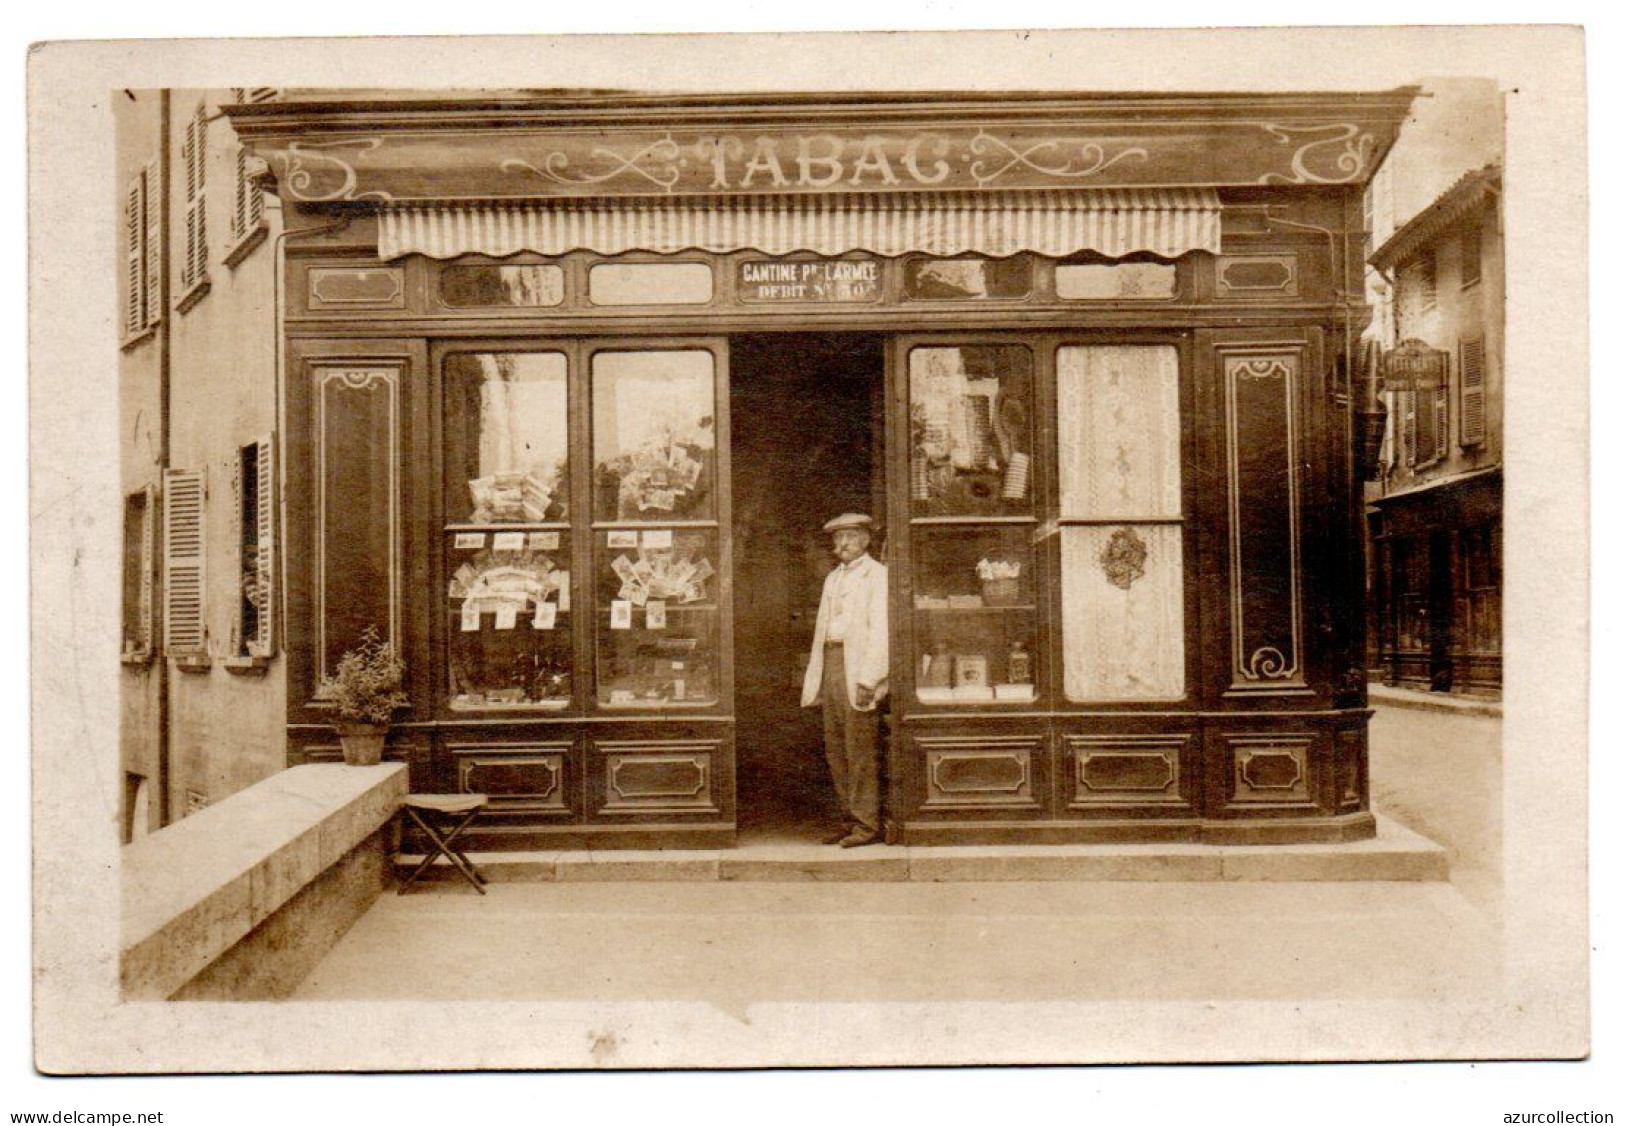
[738,258,881,302]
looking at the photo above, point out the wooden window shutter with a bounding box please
[138,485,157,652]
[249,436,276,656]
[180,106,208,293]
[163,468,206,654]
[1431,384,1450,462]
[232,146,247,241]
[1460,224,1483,288]
[123,174,143,337]
[1460,335,1487,446]
[1400,390,1417,467]
[143,159,162,327]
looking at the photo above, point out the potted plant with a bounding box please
[318,626,409,766]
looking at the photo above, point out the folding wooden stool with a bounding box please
[398,793,489,894]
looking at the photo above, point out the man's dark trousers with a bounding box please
[820,641,880,833]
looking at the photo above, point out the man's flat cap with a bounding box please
[822,513,874,533]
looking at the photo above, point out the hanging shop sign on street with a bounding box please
[738,258,881,302]
[1381,338,1449,392]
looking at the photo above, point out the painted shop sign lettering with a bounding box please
[263,121,1393,203]
[738,258,880,302]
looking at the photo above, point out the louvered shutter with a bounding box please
[123,174,143,337]
[143,159,161,327]
[1400,390,1417,467]
[1460,336,1487,446]
[137,485,156,652]
[249,436,276,656]
[163,468,206,653]
[233,146,247,241]
[1432,384,1450,461]
[180,107,207,293]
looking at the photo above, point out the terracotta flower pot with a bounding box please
[334,721,388,766]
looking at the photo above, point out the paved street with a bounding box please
[293,702,1503,1008]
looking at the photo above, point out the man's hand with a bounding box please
[854,683,875,708]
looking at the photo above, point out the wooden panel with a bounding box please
[1066,733,1190,809]
[1226,734,1314,807]
[1216,254,1298,299]
[307,266,406,310]
[599,739,720,814]
[315,365,399,680]
[1220,348,1308,694]
[455,745,569,812]
[918,733,1040,810]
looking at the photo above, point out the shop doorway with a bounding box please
[730,333,887,840]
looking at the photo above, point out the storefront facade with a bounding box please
[230,89,1415,849]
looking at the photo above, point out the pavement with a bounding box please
[292,703,1503,1008]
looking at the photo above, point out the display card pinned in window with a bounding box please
[737,257,881,302]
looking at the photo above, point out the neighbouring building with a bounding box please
[122,86,1419,847]
[1363,80,1504,698]
[118,88,286,839]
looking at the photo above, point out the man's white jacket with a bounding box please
[801,553,890,712]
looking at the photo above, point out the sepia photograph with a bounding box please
[23,18,1597,1100]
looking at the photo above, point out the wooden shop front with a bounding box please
[232,89,1415,848]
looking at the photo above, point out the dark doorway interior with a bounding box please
[730,333,886,841]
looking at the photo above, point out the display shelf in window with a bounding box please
[909,344,1034,518]
[910,524,1038,705]
[445,534,573,711]
[592,350,717,522]
[443,351,570,525]
[594,527,719,709]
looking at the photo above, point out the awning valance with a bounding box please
[378,189,1221,262]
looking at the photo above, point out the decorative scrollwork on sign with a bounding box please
[1233,357,1292,381]
[1239,646,1295,681]
[968,131,1148,187]
[502,135,683,192]
[282,139,393,202]
[1256,123,1377,185]
[1099,526,1148,591]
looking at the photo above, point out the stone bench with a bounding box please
[121,763,407,1000]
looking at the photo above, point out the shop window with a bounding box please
[162,468,206,655]
[443,351,572,711]
[1393,539,1429,654]
[236,437,275,657]
[441,264,565,308]
[1055,345,1185,701]
[907,343,1036,707]
[178,103,210,311]
[588,262,713,305]
[908,344,1033,519]
[1453,524,1501,656]
[1055,262,1177,301]
[592,350,717,521]
[122,486,156,660]
[595,527,720,708]
[448,531,574,711]
[902,256,1031,300]
[912,525,1036,704]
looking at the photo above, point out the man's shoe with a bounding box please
[839,828,880,848]
[822,826,853,845]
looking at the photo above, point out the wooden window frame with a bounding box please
[121,486,157,664]
[225,90,269,268]
[231,436,277,666]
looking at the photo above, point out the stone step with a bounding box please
[396,815,1447,885]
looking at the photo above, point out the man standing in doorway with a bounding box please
[801,513,889,847]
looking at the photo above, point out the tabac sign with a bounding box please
[1381,339,1450,393]
[230,92,1418,204]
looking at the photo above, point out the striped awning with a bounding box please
[378,189,1222,261]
